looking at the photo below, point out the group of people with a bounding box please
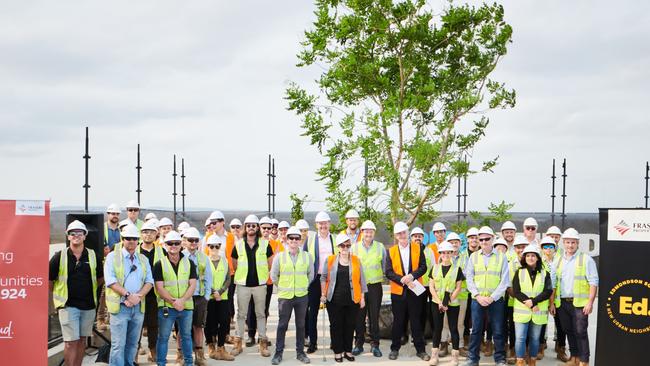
[49,201,598,366]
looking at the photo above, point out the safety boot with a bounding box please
[230,337,243,356]
[217,346,235,361]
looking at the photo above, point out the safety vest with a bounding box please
[351,241,384,284]
[455,252,470,300]
[389,243,423,295]
[52,248,98,309]
[424,243,440,274]
[470,250,505,298]
[277,250,310,299]
[339,229,362,243]
[225,232,236,275]
[324,255,363,303]
[306,233,338,263]
[233,238,270,286]
[138,244,164,265]
[508,259,521,306]
[555,252,590,308]
[210,256,229,301]
[157,256,193,309]
[513,268,549,325]
[430,262,460,306]
[105,251,148,314]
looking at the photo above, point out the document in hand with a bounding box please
[409,280,426,296]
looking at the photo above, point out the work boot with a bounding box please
[388,350,398,360]
[450,350,460,366]
[480,340,487,353]
[483,340,494,357]
[217,346,235,361]
[207,344,217,359]
[416,351,430,361]
[194,347,207,366]
[175,349,183,365]
[225,334,234,344]
[148,348,156,363]
[563,356,579,365]
[462,335,469,350]
[351,346,363,356]
[459,347,469,357]
[507,346,516,364]
[371,345,382,357]
[296,353,311,364]
[528,358,536,366]
[536,343,545,360]
[230,337,243,356]
[246,336,256,347]
[429,348,439,365]
[259,337,271,357]
[555,345,569,362]
[271,352,283,365]
[439,342,449,357]
[515,359,526,366]
[306,344,317,354]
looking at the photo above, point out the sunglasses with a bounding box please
[261,226,272,230]
[231,225,242,229]
[167,241,181,246]
[208,244,221,249]
[123,237,139,242]
[215,219,225,223]
[542,245,555,249]
[68,231,85,237]
[338,244,351,248]
[272,224,279,228]
[108,212,120,216]
[127,208,139,212]
[478,238,492,242]
[525,226,536,231]
[186,238,199,244]
[246,224,258,229]
[288,236,302,241]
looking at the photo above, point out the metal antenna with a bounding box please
[561,158,567,230]
[551,159,556,225]
[136,143,142,205]
[272,158,276,218]
[173,154,177,226]
[83,127,91,212]
[181,158,186,216]
[645,161,649,209]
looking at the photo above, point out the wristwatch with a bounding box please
[125,291,131,298]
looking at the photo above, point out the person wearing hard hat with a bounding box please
[203,211,226,252]
[270,218,280,240]
[125,200,144,231]
[230,214,274,357]
[411,227,425,246]
[321,233,367,362]
[153,230,198,366]
[145,212,158,222]
[386,222,430,361]
[505,236,529,363]
[427,222,446,267]
[303,211,337,354]
[135,220,166,363]
[269,226,314,365]
[522,218,539,246]
[204,234,235,361]
[97,203,122,331]
[49,221,104,366]
[511,245,552,366]
[177,221,190,236]
[439,232,465,359]
[277,221,290,247]
[341,209,362,243]
[551,229,598,366]
[157,217,174,246]
[181,227,213,365]
[461,226,510,366]
[493,238,508,254]
[230,218,243,239]
[500,221,518,263]
[459,227,480,356]
[537,236,565,362]
[544,226,563,258]
[295,219,310,244]
[428,241,464,366]
[351,220,386,357]
[104,224,154,366]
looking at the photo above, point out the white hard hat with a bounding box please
[500,221,516,231]
[438,241,454,253]
[466,227,479,237]
[315,211,331,223]
[478,226,495,236]
[125,200,140,209]
[335,233,351,246]
[209,210,225,221]
[204,218,212,227]
[66,220,88,234]
[229,218,242,227]
[121,224,140,239]
[177,221,190,232]
[206,234,224,246]
[446,232,461,242]
[540,236,556,246]
[432,222,446,232]
[259,216,272,225]
[144,212,157,221]
[184,227,201,239]
[244,214,260,225]
[278,221,290,229]
[296,219,310,230]
[493,237,507,247]
[361,220,376,231]
[270,218,279,226]
[562,228,580,240]
[106,203,120,214]
[514,235,528,246]
[545,226,562,236]
[141,221,159,232]
[393,221,409,234]
[522,244,541,256]
[410,227,425,236]
[523,217,538,227]
[118,219,130,229]
[345,209,360,219]
[286,226,301,237]
[158,217,173,228]
[164,231,182,242]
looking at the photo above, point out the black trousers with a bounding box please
[205,299,230,347]
[464,297,472,337]
[247,283,273,338]
[354,282,382,347]
[138,294,159,350]
[390,292,426,353]
[431,303,460,349]
[505,305,515,346]
[305,276,322,346]
[558,300,590,362]
[327,301,359,354]
[553,311,567,347]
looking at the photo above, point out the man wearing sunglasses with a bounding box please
[202,211,227,252]
[50,220,103,366]
[522,217,539,246]
[104,224,153,366]
[125,200,144,232]
[270,226,314,365]
[153,230,198,366]
[270,218,280,241]
[462,226,510,366]
[230,214,274,357]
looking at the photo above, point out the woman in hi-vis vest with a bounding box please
[320,233,367,363]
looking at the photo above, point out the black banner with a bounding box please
[596,208,650,365]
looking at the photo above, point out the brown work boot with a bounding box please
[483,340,494,357]
[230,337,243,356]
[462,335,469,350]
[450,349,460,366]
[555,345,570,362]
[563,356,579,365]
[515,358,526,366]
[194,347,207,366]
[480,340,487,353]
[536,343,545,360]
[259,338,271,357]
[528,357,536,366]
[175,348,185,365]
[439,342,449,357]
[507,345,516,364]
[217,346,235,361]
[208,343,217,359]
[147,348,157,363]
[225,334,234,344]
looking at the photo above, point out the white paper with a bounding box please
[409,280,426,296]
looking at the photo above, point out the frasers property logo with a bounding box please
[14,200,44,216]
[606,279,650,334]
[614,220,631,235]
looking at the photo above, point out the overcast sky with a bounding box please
[1,0,649,214]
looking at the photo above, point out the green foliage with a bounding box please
[289,193,309,224]
[469,200,515,227]
[286,0,515,227]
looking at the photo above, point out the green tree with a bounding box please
[286,0,515,226]
[289,193,309,224]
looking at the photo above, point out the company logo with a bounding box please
[606,279,650,334]
[614,220,631,235]
[14,200,45,216]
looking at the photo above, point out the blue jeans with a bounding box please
[109,304,145,366]
[468,298,506,363]
[514,321,542,358]
[157,308,193,366]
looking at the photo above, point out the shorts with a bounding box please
[58,307,95,342]
[192,296,208,328]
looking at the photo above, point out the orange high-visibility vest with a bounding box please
[324,255,363,304]
[389,243,423,295]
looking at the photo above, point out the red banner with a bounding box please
[0,200,50,365]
